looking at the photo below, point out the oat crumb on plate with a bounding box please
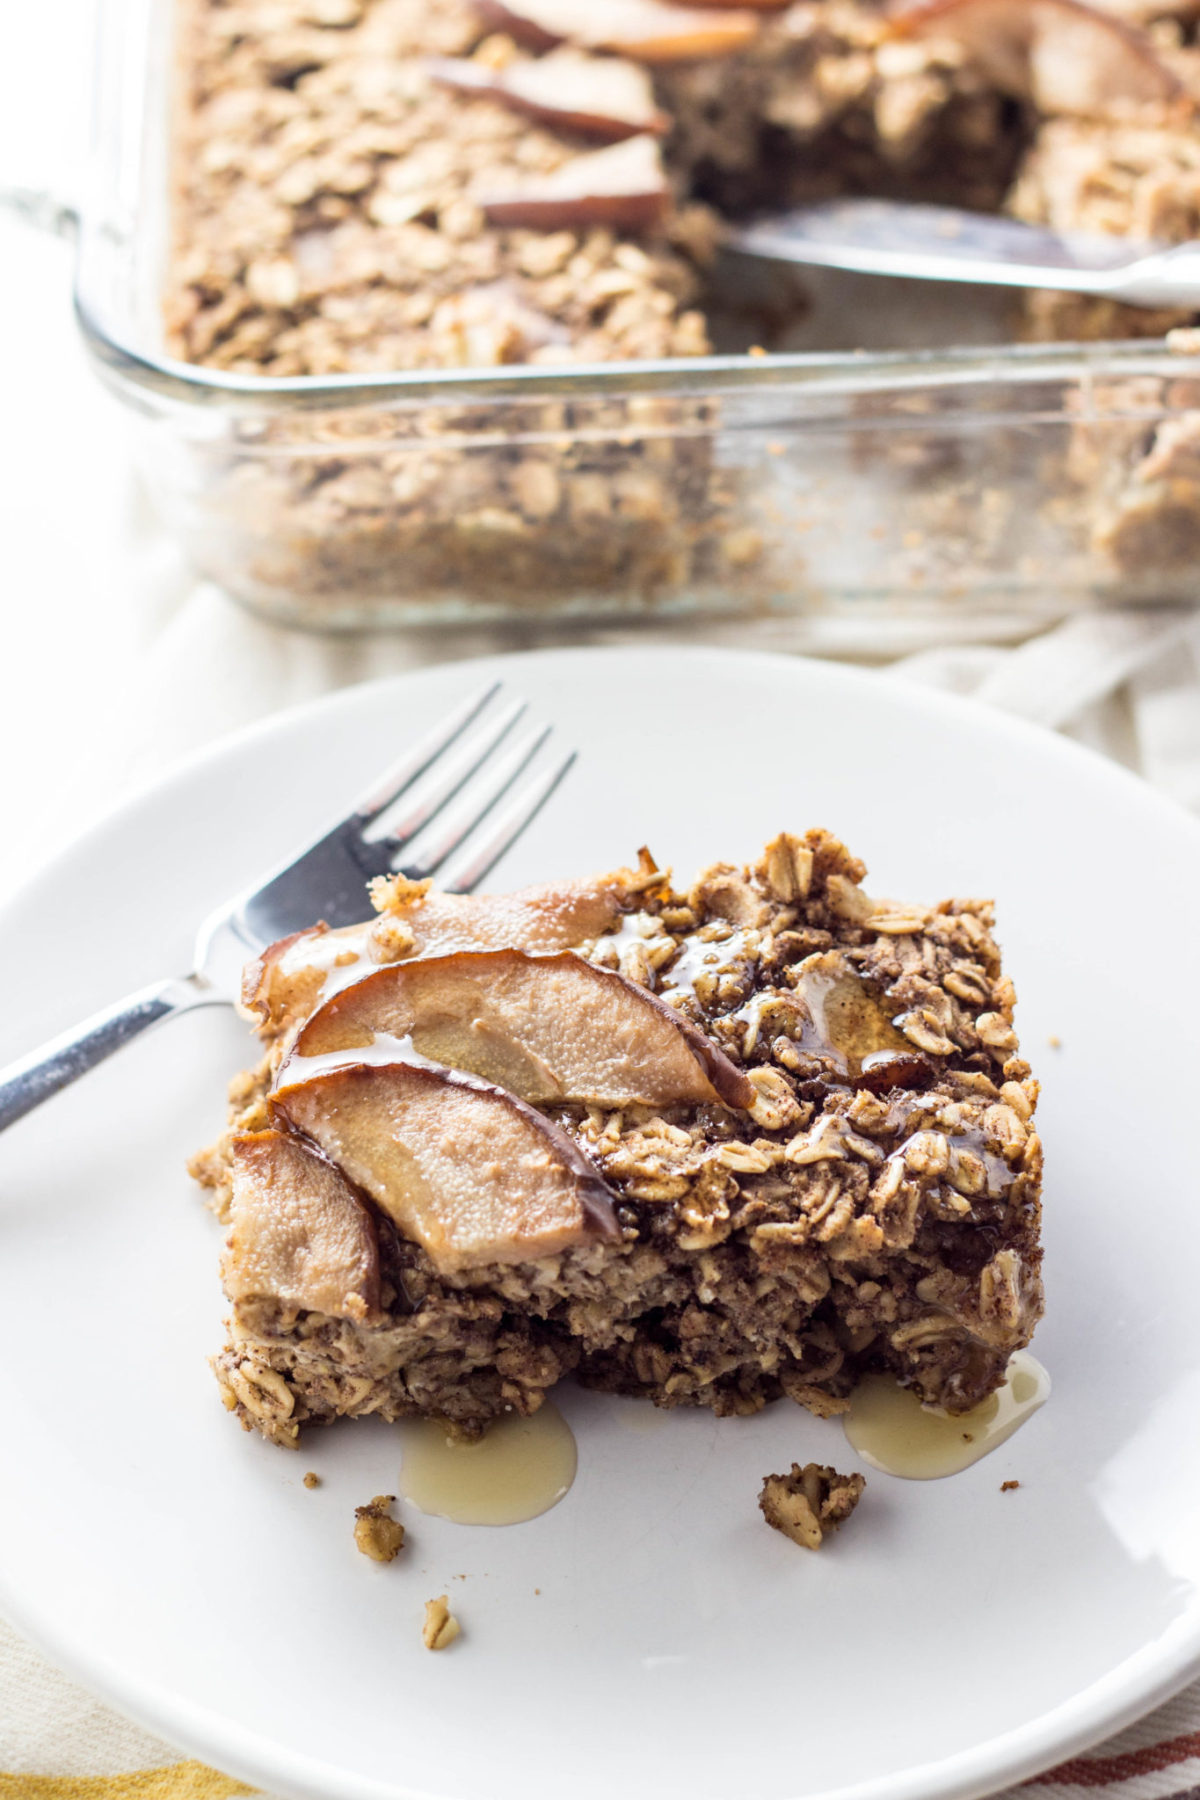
[303,1471,320,1489]
[354,1494,406,1562]
[423,1595,461,1650]
[759,1462,866,1551]
[1001,1479,1021,1492]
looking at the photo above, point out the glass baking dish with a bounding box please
[75,0,1200,647]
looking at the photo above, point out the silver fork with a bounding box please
[0,682,575,1133]
[728,199,1200,310]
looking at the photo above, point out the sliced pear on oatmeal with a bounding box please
[270,1060,619,1274]
[892,0,1185,112]
[242,875,630,1035]
[223,1129,382,1322]
[284,946,755,1109]
[429,50,670,141]
[475,0,761,59]
[479,135,671,232]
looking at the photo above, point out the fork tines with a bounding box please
[235,680,576,944]
[357,681,576,896]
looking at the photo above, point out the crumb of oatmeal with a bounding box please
[303,1471,320,1489]
[423,1595,461,1650]
[368,872,433,915]
[1048,1034,1062,1048]
[354,1494,406,1562]
[759,1462,865,1551]
[1000,1479,1021,1492]
[370,914,417,963]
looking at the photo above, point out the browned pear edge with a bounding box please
[287,947,757,1111]
[853,1050,934,1094]
[241,922,331,1018]
[473,0,561,50]
[427,56,672,140]
[241,873,635,1027]
[648,978,757,1109]
[474,0,761,58]
[230,1127,385,1316]
[269,1059,623,1247]
[480,183,670,232]
[889,0,1188,103]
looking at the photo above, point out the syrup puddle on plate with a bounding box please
[398,1401,576,1525]
[843,1350,1050,1479]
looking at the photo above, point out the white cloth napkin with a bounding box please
[76,572,1200,833]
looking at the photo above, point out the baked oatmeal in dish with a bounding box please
[167,0,1200,378]
[162,0,1200,626]
[192,831,1043,1446]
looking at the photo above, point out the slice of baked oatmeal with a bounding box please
[194,830,1043,1447]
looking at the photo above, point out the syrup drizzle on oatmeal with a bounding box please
[276,1031,441,1090]
[276,923,371,995]
[947,1129,1014,1198]
[843,1350,1049,1479]
[790,953,911,1075]
[588,909,662,959]
[398,1402,577,1525]
[660,927,758,1000]
[884,1127,1015,1200]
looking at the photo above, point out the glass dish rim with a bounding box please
[75,277,1200,416]
[82,0,1200,418]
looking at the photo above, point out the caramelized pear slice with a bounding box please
[271,1062,619,1273]
[475,0,761,60]
[892,0,1185,113]
[286,947,755,1109]
[430,49,669,140]
[242,876,628,1034]
[480,135,670,231]
[223,1130,381,1322]
[241,922,372,1035]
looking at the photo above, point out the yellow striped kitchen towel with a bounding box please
[0,1617,261,1799]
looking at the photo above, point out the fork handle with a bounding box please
[0,975,222,1133]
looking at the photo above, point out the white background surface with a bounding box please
[0,0,153,895]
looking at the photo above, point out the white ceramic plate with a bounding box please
[1,645,1198,1800]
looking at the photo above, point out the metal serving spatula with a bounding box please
[728,198,1200,311]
